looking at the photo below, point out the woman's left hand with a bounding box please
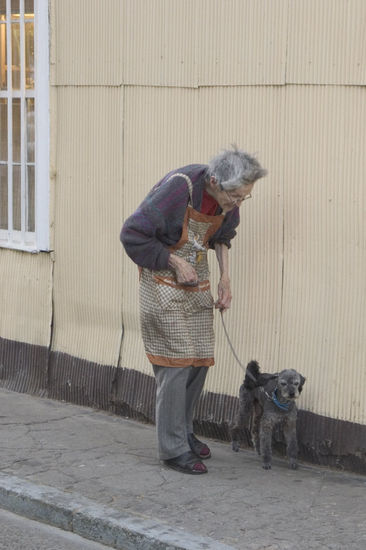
[215,276,232,312]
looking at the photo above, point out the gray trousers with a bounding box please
[152,365,208,460]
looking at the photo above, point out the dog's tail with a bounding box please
[244,360,278,390]
[243,360,261,389]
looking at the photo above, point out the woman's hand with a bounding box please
[168,254,198,286]
[215,275,232,311]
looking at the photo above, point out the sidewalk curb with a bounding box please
[0,474,234,550]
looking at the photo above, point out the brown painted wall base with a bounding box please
[1,336,365,474]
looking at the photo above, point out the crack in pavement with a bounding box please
[0,413,93,427]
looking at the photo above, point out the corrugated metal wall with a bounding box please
[1,1,365,430]
[52,87,124,366]
[287,0,366,84]
[280,85,366,422]
[0,248,52,346]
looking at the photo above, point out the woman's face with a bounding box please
[209,177,255,212]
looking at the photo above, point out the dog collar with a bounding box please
[272,389,290,411]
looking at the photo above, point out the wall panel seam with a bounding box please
[277,86,287,373]
[117,86,126,370]
[46,253,55,388]
[284,0,290,83]
[51,84,366,90]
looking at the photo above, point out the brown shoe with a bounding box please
[164,451,208,474]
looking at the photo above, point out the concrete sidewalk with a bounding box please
[0,388,365,550]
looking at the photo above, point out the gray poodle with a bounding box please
[231,361,306,469]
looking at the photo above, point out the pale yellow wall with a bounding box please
[47,0,366,424]
[51,87,124,366]
[51,0,123,85]
[0,249,52,347]
[1,1,365,425]
[53,0,288,87]
[280,85,366,422]
[123,0,289,86]
[287,0,366,84]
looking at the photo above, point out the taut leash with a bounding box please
[219,311,261,384]
[219,311,248,374]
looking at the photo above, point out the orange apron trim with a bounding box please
[169,206,224,252]
[153,275,210,292]
[169,208,190,251]
[185,206,224,246]
[147,354,215,367]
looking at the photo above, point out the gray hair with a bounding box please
[207,145,267,191]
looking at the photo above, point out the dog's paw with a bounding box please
[262,462,272,470]
[232,440,240,452]
[289,461,298,470]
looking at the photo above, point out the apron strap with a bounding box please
[166,172,193,204]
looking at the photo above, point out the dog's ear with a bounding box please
[299,375,306,392]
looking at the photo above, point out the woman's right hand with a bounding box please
[168,254,198,286]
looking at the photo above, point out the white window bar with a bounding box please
[6,0,13,243]
[34,0,49,251]
[20,0,26,244]
[0,0,49,252]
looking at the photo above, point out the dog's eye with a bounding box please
[294,382,299,386]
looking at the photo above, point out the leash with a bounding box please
[219,310,247,373]
[219,311,257,382]
[219,311,283,399]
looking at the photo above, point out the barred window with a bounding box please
[0,0,49,252]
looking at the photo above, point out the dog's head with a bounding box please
[277,369,306,400]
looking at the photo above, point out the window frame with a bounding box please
[0,0,49,253]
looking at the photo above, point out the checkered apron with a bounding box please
[139,174,224,367]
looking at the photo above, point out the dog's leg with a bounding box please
[259,415,274,469]
[231,423,242,452]
[283,418,298,469]
[252,402,262,454]
[231,387,253,452]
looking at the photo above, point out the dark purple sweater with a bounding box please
[120,164,240,270]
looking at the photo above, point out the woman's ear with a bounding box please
[209,176,222,191]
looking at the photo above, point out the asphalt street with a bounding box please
[0,508,111,550]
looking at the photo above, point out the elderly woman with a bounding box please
[121,146,267,475]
